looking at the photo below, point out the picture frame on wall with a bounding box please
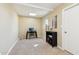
[55,15,57,29]
[52,15,57,29]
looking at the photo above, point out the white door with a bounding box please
[62,10,70,51]
[62,4,79,54]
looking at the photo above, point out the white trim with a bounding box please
[58,46,73,55]
[57,45,64,51]
[6,38,19,55]
[18,3,53,11]
[63,3,79,12]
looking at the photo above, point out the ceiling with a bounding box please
[13,3,61,18]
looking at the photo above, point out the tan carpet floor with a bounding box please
[9,38,70,55]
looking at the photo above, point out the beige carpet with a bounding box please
[9,38,70,55]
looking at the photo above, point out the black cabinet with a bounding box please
[46,31,57,47]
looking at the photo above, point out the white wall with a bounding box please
[0,4,18,54]
[42,17,48,41]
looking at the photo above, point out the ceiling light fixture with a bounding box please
[29,13,37,16]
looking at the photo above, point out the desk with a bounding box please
[26,31,37,39]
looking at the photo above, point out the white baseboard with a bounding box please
[58,45,74,55]
[57,45,64,51]
[6,38,19,55]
